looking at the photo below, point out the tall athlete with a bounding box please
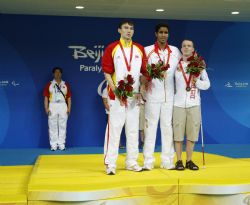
[143,23,181,170]
[102,20,146,175]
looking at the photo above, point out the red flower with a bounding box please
[118,80,125,86]
[193,72,200,78]
[127,74,134,84]
[118,83,124,90]
[114,74,135,107]
[188,62,198,68]
[193,62,199,67]
[153,69,158,75]
[145,60,168,83]
[125,84,133,92]
[162,64,169,71]
[187,56,194,61]
[186,51,206,76]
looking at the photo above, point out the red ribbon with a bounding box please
[154,42,172,66]
[119,42,133,72]
[179,60,192,90]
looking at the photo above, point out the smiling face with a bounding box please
[181,40,195,57]
[155,26,169,45]
[118,23,134,41]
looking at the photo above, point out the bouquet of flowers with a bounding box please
[114,74,135,106]
[186,51,206,77]
[146,60,169,81]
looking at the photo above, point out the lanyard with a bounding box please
[154,43,171,66]
[119,42,133,72]
[179,60,192,91]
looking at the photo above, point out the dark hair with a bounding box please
[155,23,169,33]
[52,67,63,74]
[118,20,134,29]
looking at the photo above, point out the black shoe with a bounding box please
[175,160,185,171]
[186,160,199,170]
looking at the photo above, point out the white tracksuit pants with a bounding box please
[104,98,140,169]
[48,102,68,148]
[143,102,175,168]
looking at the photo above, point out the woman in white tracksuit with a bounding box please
[143,23,181,170]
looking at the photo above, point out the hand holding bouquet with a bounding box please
[186,51,206,78]
[114,74,135,106]
[146,60,169,81]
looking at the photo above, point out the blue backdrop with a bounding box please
[0,14,249,148]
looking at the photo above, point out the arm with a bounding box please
[104,73,124,106]
[104,73,115,92]
[44,96,50,115]
[102,43,117,93]
[102,87,110,111]
[194,69,210,90]
[43,82,51,115]
[64,82,72,115]
[102,97,110,111]
[67,97,71,115]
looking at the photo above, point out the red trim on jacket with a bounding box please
[43,82,51,97]
[65,82,72,99]
[101,41,119,74]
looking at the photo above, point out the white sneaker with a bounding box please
[50,146,57,151]
[127,164,143,172]
[143,164,154,171]
[160,163,175,170]
[106,167,116,175]
[59,145,66,150]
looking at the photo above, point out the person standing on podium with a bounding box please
[102,20,147,175]
[173,40,210,171]
[142,23,181,171]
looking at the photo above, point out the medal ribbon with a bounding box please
[119,42,133,72]
[179,60,192,90]
[154,42,172,66]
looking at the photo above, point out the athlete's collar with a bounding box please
[154,41,170,51]
[120,38,132,48]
